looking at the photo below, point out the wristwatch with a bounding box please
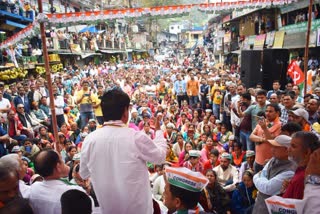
[305,175,320,185]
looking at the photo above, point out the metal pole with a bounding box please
[65,0,68,32]
[304,0,313,95]
[37,0,60,152]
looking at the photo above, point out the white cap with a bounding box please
[268,135,292,148]
[290,108,309,122]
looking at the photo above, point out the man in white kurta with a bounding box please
[80,90,167,214]
[213,152,239,192]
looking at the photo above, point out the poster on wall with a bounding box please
[265,31,275,48]
[273,31,285,48]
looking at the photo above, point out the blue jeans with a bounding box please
[189,96,198,107]
[212,103,220,118]
[0,143,7,157]
[12,134,27,143]
[80,112,94,128]
[240,130,253,151]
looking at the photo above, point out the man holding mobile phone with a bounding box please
[76,81,99,128]
[249,104,282,173]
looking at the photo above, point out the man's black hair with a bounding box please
[284,92,295,100]
[266,103,281,115]
[61,189,92,214]
[101,89,130,122]
[34,149,60,177]
[281,122,302,135]
[169,184,201,210]
[287,90,296,97]
[292,131,320,152]
[303,94,314,99]
[240,92,251,101]
[256,89,267,96]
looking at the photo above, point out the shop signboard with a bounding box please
[265,31,275,48]
[254,34,266,50]
[283,31,317,49]
[279,19,320,34]
[273,31,285,48]
[248,35,256,45]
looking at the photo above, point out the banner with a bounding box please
[265,31,275,48]
[287,60,304,85]
[317,28,320,46]
[70,44,82,54]
[0,1,295,48]
[265,195,304,214]
[273,31,285,48]
[254,34,266,50]
[287,60,305,95]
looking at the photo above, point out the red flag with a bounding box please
[287,60,304,85]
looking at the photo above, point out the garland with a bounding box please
[0,0,295,49]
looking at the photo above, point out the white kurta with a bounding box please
[213,165,239,192]
[29,179,87,214]
[19,180,30,199]
[80,126,167,214]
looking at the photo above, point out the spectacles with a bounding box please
[18,107,24,109]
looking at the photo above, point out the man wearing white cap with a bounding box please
[252,135,296,214]
[288,108,315,134]
[239,150,255,180]
[163,166,210,214]
[213,152,239,192]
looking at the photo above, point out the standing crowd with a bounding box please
[0,55,319,214]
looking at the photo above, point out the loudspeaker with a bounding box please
[240,50,262,88]
[262,49,289,90]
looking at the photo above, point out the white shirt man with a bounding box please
[53,94,64,116]
[0,93,11,119]
[213,153,239,192]
[80,125,166,213]
[80,89,166,214]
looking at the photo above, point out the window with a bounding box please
[171,26,174,30]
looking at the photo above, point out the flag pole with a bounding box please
[37,0,60,152]
[303,0,313,95]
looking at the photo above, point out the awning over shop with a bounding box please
[283,31,317,49]
[0,20,27,31]
[81,53,101,59]
[99,49,132,54]
[5,20,27,29]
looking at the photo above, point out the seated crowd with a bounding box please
[0,57,318,213]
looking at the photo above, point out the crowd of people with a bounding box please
[0,53,319,214]
[0,0,36,20]
[45,28,129,51]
